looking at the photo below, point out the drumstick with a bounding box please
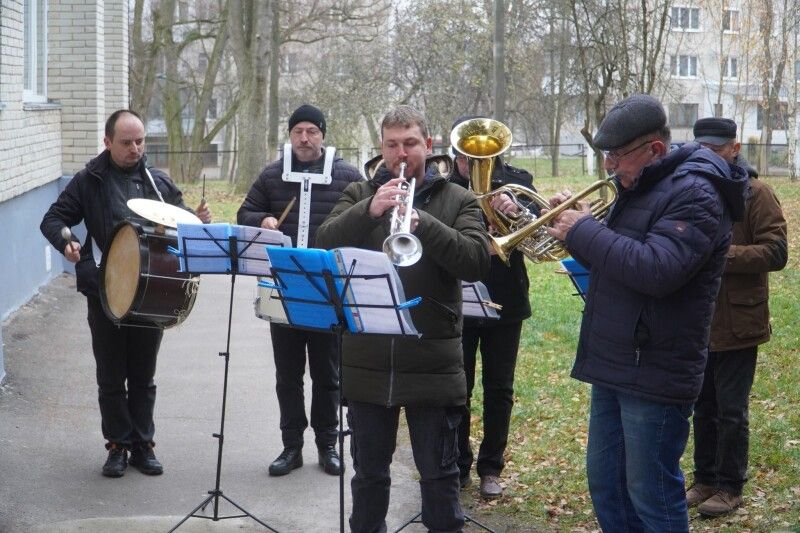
[276,197,296,229]
[201,173,206,206]
[60,226,75,254]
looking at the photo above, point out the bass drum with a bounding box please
[100,221,199,328]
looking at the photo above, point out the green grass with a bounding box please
[183,174,800,532]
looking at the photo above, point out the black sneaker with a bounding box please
[102,444,127,478]
[129,442,164,475]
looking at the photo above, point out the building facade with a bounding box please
[0,0,128,381]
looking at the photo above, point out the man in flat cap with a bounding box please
[686,118,787,517]
[545,94,748,531]
[238,104,362,477]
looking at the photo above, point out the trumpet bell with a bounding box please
[383,232,422,267]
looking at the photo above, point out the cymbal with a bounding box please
[127,198,201,228]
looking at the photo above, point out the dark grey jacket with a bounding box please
[315,160,491,407]
[236,150,362,246]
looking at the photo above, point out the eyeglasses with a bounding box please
[602,140,653,165]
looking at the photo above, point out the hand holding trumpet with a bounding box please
[544,189,592,241]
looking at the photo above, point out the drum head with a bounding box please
[127,198,201,228]
[104,224,141,320]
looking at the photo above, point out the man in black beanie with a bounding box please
[686,117,787,517]
[545,94,748,532]
[237,104,362,477]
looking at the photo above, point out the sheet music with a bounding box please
[176,223,232,273]
[176,223,290,275]
[333,248,419,336]
[461,281,500,319]
[237,226,292,275]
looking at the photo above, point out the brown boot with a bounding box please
[685,483,715,507]
[697,490,743,517]
[479,475,503,500]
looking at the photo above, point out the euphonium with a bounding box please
[450,118,617,264]
[382,162,422,267]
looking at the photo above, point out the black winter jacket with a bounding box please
[449,158,533,325]
[236,151,363,246]
[565,143,748,404]
[40,151,187,297]
[315,159,491,407]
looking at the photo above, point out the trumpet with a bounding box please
[383,162,422,267]
[450,117,617,264]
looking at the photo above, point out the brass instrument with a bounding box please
[382,162,422,267]
[450,118,618,264]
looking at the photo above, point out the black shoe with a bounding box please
[459,471,472,490]
[102,444,128,477]
[129,442,164,475]
[269,447,303,476]
[318,446,342,476]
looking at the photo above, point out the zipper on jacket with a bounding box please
[635,346,641,367]
[386,338,395,407]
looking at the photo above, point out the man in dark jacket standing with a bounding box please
[237,104,362,477]
[686,118,788,517]
[448,118,534,499]
[546,95,747,532]
[315,105,490,532]
[40,109,211,477]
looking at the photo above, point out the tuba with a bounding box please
[450,118,617,264]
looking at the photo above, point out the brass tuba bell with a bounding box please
[450,118,617,264]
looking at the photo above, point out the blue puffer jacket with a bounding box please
[565,143,748,404]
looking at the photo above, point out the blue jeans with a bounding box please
[586,385,692,533]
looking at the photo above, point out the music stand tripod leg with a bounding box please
[168,257,279,532]
[393,510,496,532]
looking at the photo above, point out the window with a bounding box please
[671,6,700,30]
[757,102,788,130]
[671,55,698,77]
[24,0,48,102]
[669,103,699,128]
[723,56,738,79]
[723,9,740,32]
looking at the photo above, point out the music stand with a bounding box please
[168,226,285,532]
[261,246,420,533]
[559,257,589,302]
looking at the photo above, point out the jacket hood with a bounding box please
[638,142,747,221]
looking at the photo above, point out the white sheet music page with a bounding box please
[236,225,292,276]
[333,248,419,336]
[461,281,500,319]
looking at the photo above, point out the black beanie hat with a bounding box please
[288,104,326,137]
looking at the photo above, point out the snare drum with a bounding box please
[100,221,199,328]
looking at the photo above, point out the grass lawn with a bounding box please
[182,173,800,532]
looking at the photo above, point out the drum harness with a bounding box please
[281,143,335,248]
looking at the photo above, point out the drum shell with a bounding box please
[100,221,198,328]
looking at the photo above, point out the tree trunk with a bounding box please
[493,0,506,121]
[267,0,281,163]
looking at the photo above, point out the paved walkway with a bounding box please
[0,273,455,532]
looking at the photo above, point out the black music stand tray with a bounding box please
[263,247,419,533]
[168,232,279,532]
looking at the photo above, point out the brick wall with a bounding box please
[104,0,128,113]
[0,1,63,204]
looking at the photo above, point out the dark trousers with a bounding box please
[270,323,339,449]
[458,321,522,477]
[348,401,464,533]
[693,346,758,495]
[86,295,162,447]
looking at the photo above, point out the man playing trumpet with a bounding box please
[315,105,490,532]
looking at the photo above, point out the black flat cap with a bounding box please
[288,104,326,137]
[694,117,736,145]
[593,94,667,150]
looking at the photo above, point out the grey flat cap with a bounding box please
[694,117,737,146]
[593,94,667,150]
